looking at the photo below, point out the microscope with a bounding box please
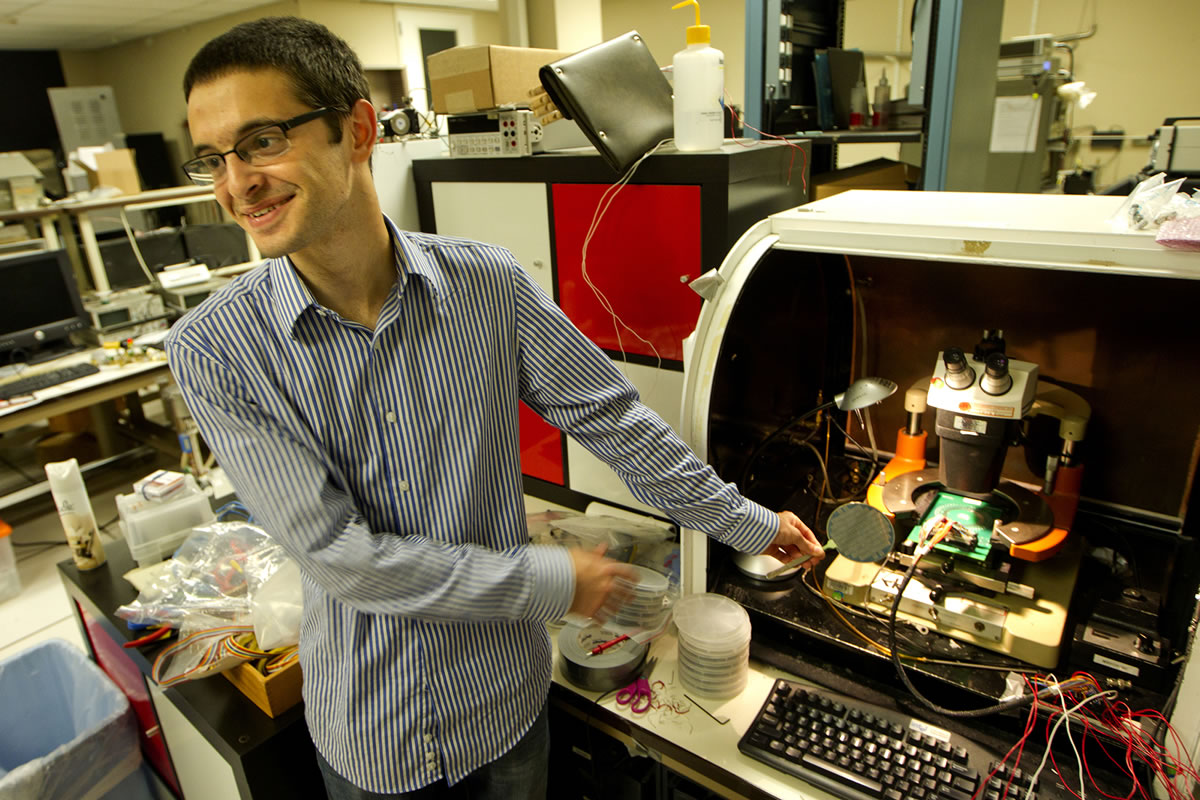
[824,331,1090,667]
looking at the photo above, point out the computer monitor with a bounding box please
[0,249,88,366]
[98,228,188,290]
[182,223,250,269]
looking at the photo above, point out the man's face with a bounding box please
[186,68,353,260]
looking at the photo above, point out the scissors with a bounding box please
[616,659,656,714]
[617,677,652,713]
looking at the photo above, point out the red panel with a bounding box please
[552,184,701,362]
[519,401,564,485]
[80,603,182,798]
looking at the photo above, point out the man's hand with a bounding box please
[761,510,824,570]
[568,544,636,619]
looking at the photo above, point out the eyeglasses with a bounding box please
[182,107,341,185]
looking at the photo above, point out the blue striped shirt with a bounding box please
[164,217,778,792]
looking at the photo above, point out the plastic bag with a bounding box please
[115,522,290,628]
[252,559,301,649]
[0,640,141,800]
[549,514,674,563]
[1108,173,1186,231]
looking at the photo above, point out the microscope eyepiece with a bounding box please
[942,347,975,390]
[981,352,1013,395]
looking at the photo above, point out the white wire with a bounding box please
[119,208,159,287]
[578,139,671,378]
[1052,675,1087,799]
[855,290,878,459]
[1022,689,1117,800]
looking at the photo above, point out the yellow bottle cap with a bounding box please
[671,0,710,44]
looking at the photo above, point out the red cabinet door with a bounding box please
[552,184,702,362]
[79,604,182,798]
[519,401,564,485]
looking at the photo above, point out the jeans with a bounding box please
[317,703,550,800]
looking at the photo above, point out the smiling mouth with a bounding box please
[242,195,293,220]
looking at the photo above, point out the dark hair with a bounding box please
[183,16,369,142]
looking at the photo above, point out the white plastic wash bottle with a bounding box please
[671,0,725,152]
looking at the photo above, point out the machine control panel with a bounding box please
[446,109,542,158]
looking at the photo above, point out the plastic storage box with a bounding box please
[0,520,19,603]
[117,475,216,567]
[0,639,141,799]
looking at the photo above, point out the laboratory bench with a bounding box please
[58,538,322,800]
[58,537,1152,800]
[58,538,861,800]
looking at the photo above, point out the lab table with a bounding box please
[58,537,841,800]
[59,539,1126,800]
[58,539,322,800]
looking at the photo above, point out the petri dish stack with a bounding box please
[673,592,751,697]
[603,565,671,629]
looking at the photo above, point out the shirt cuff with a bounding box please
[720,499,779,554]
[524,544,576,622]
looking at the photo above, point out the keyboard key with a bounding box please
[936,788,974,800]
[802,753,885,795]
[953,776,976,793]
[950,763,978,783]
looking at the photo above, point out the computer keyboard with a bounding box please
[0,362,101,400]
[740,679,1055,800]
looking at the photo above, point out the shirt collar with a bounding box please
[266,215,451,336]
[384,217,451,302]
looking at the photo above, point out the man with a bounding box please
[168,16,822,800]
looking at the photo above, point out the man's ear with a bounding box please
[347,98,377,163]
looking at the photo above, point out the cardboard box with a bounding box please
[82,148,142,196]
[222,658,302,718]
[35,432,101,467]
[811,158,913,200]
[0,152,44,211]
[427,44,572,115]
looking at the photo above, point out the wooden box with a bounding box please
[222,659,302,718]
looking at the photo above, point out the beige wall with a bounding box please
[602,0,745,115]
[1002,0,1200,188]
[602,0,1200,187]
[298,0,402,68]
[57,0,1200,192]
[60,1,299,183]
[58,0,502,184]
[527,0,558,49]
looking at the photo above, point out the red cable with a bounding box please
[972,676,1041,800]
[722,96,810,193]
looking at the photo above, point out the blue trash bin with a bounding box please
[0,638,141,800]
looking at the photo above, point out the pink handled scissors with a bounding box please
[616,676,653,713]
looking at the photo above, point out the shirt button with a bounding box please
[385,411,396,423]
[423,734,433,744]
[398,479,410,492]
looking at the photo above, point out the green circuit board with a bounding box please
[907,491,1009,562]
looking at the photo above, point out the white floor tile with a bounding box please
[0,616,85,662]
